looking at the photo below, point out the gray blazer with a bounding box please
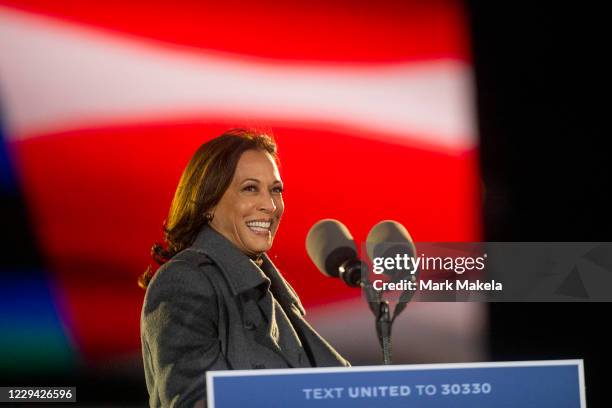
[141,226,350,407]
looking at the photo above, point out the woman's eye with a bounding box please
[272,186,284,194]
[243,185,258,192]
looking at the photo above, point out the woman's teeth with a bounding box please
[246,221,271,233]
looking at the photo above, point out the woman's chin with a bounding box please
[244,234,273,254]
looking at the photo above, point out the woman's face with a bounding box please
[210,149,284,256]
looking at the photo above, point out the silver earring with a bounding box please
[205,213,214,222]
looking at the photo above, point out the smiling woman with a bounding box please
[139,129,349,408]
[208,149,284,257]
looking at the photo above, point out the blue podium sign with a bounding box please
[207,359,585,408]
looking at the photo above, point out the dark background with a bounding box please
[470,2,610,406]
[1,2,610,406]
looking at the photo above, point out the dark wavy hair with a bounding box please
[138,128,278,289]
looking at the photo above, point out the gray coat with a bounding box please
[141,226,350,407]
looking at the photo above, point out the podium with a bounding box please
[207,360,585,407]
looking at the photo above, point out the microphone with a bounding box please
[366,220,419,306]
[366,220,417,280]
[305,219,364,287]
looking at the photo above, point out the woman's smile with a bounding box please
[245,219,273,235]
[210,149,284,256]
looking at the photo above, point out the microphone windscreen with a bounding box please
[306,219,357,278]
[366,220,417,277]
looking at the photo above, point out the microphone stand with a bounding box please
[339,258,413,365]
[361,275,415,365]
[377,301,392,365]
[362,281,393,365]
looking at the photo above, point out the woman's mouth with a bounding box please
[245,220,272,235]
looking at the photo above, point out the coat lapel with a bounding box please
[260,256,348,367]
[191,226,306,367]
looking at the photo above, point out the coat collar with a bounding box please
[189,226,305,315]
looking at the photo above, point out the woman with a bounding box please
[140,129,350,408]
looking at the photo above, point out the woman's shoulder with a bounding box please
[140,249,223,349]
[143,249,219,309]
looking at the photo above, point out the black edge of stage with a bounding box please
[468,2,611,406]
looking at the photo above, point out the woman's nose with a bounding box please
[258,193,277,213]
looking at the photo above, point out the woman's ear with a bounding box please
[205,205,216,223]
